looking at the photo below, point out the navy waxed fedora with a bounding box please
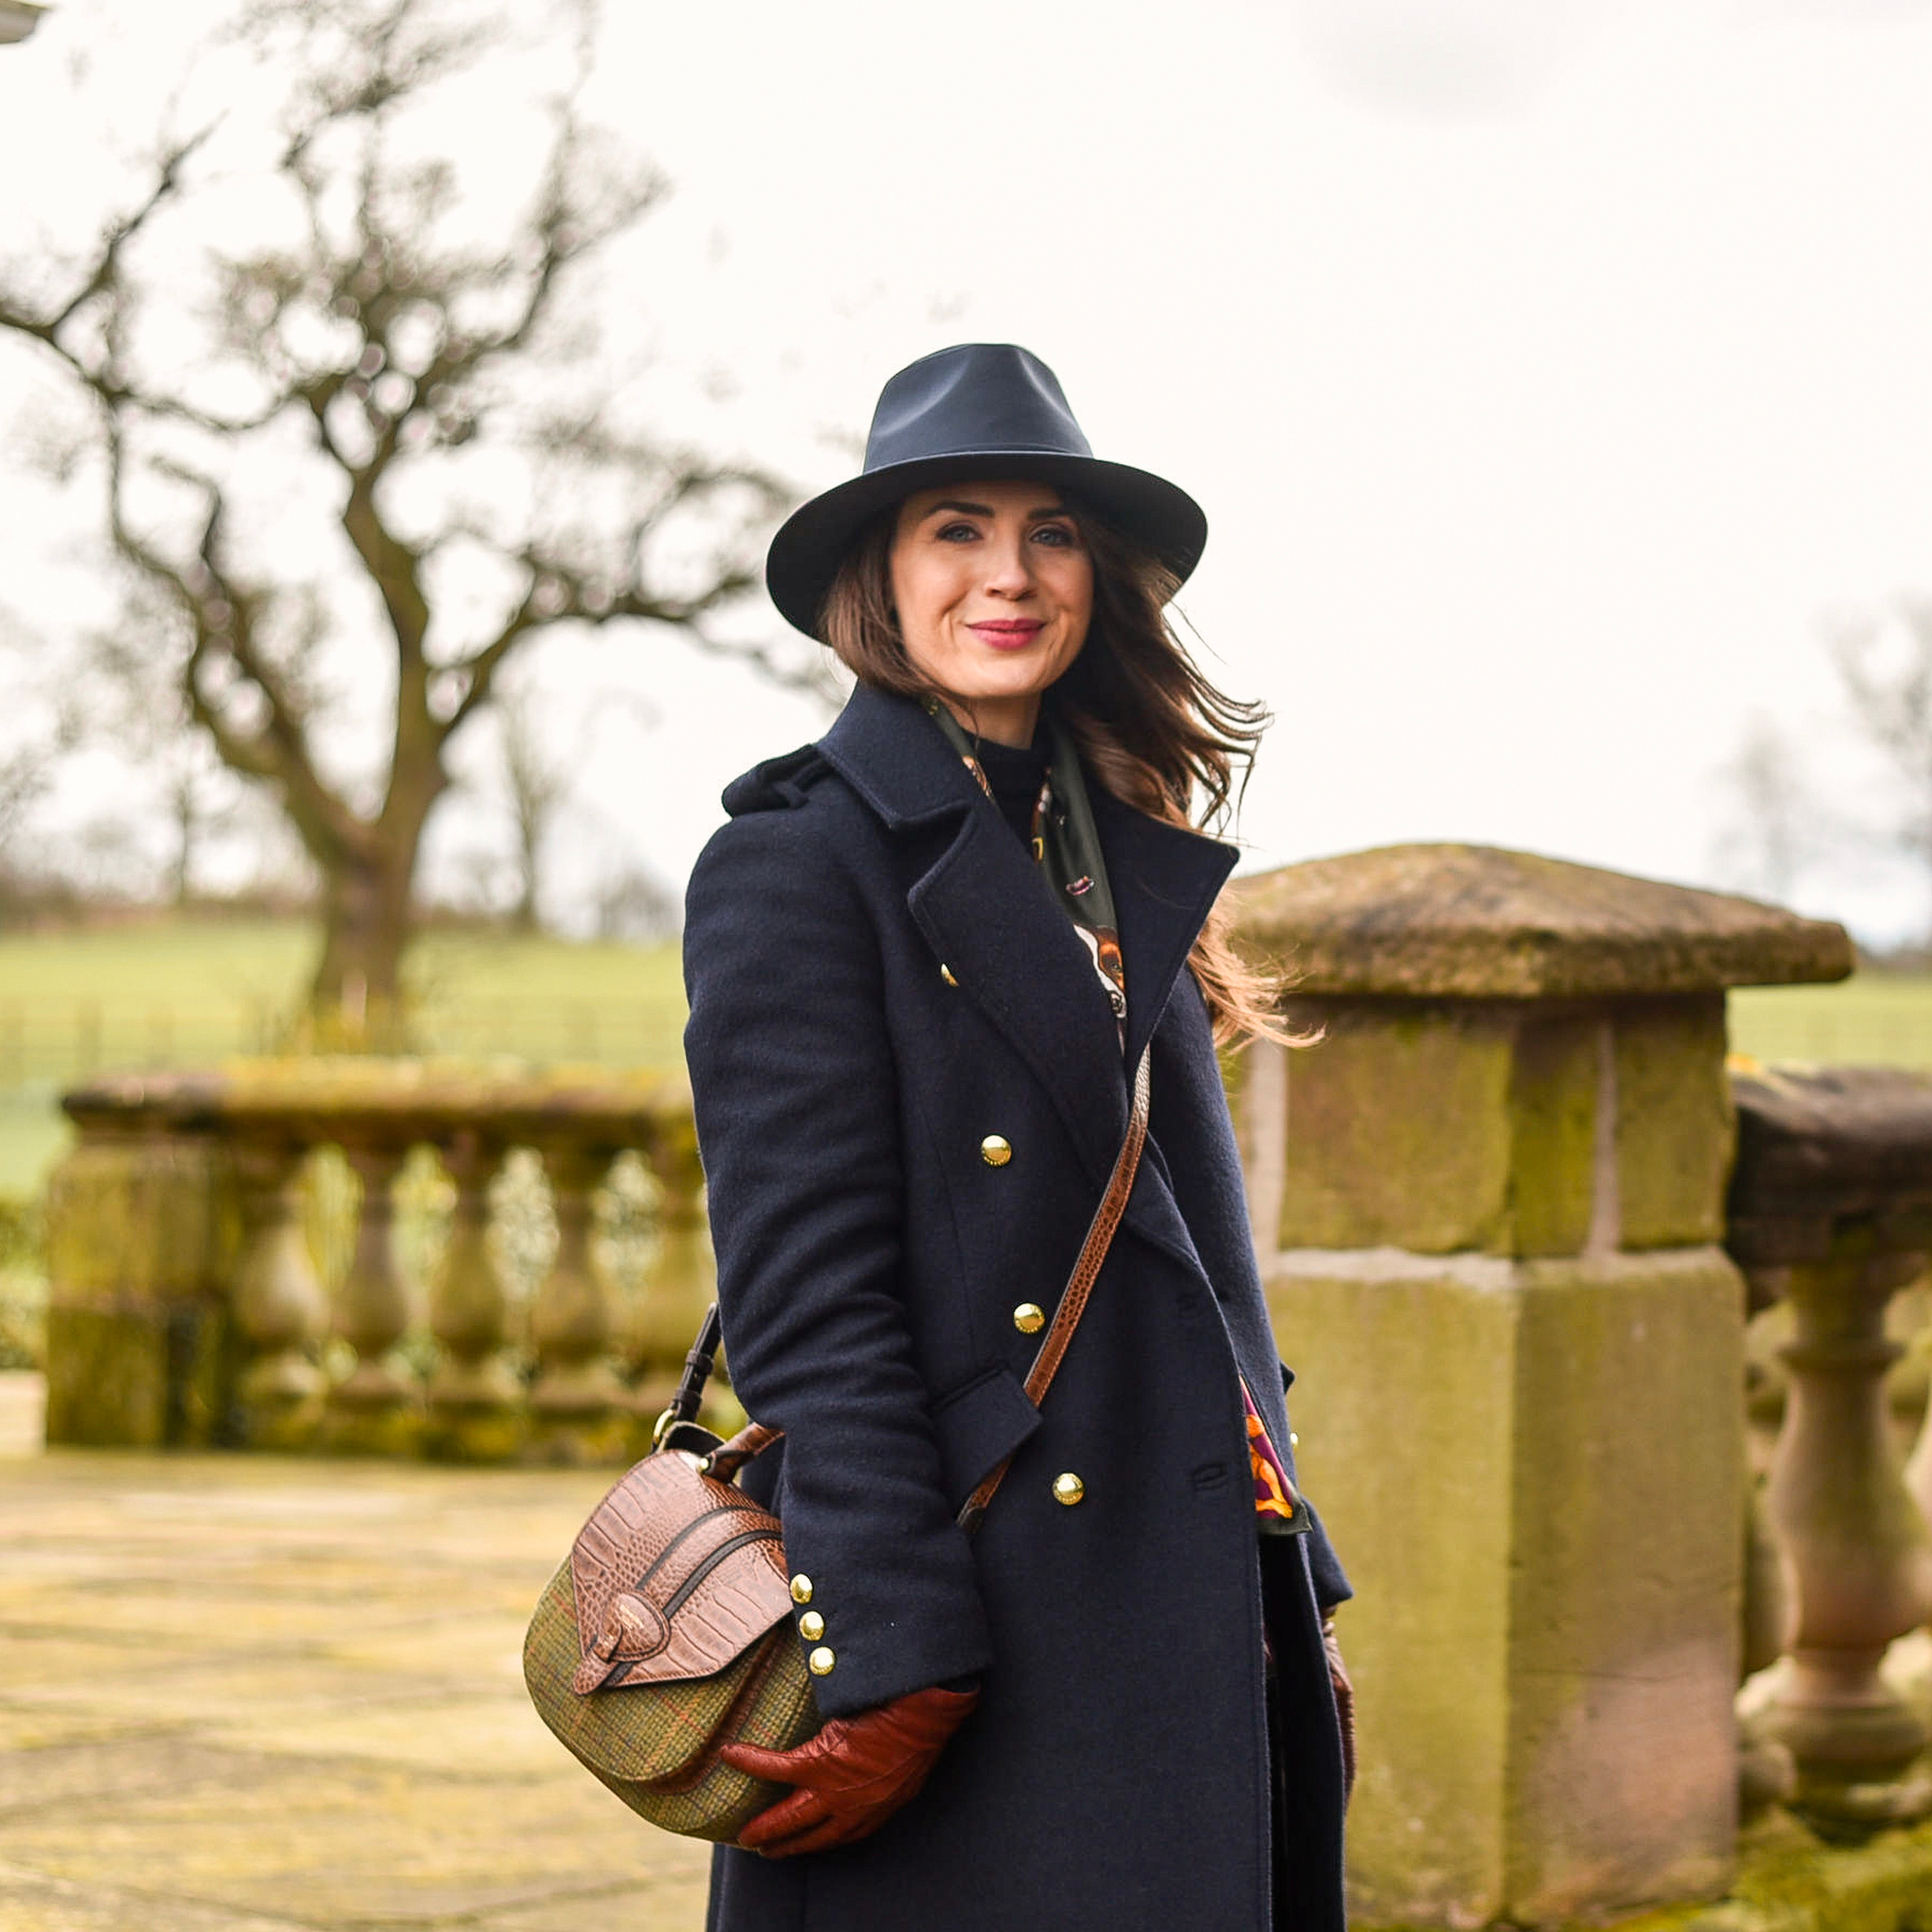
[765,343,1208,640]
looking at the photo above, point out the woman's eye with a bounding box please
[936,522,980,542]
[1032,524,1077,547]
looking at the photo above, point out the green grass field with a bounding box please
[0,914,1926,1195]
[0,917,687,1193]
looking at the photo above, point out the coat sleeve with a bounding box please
[682,808,991,1718]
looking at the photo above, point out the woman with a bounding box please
[683,343,1353,1932]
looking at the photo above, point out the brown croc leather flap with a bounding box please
[569,1451,792,1695]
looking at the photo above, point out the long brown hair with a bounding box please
[819,495,1286,1048]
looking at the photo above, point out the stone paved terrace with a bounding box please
[0,1376,711,1931]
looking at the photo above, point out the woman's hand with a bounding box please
[1323,1617,1357,1804]
[722,1682,979,1857]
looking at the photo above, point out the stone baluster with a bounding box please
[320,1133,422,1454]
[527,1135,629,1463]
[229,1136,329,1451]
[1739,1471,1796,1816]
[425,1127,525,1461]
[1894,1283,1932,1729]
[630,1099,720,1438]
[1739,1277,1797,1815]
[1729,1065,1932,1831]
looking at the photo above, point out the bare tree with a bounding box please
[0,0,808,1043]
[1710,711,1816,908]
[593,859,679,944]
[159,745,238,906]
[0,608,84,894]
[1825,595,1932,939]
[496,683,570,933]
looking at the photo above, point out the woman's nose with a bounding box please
[983,536,1034,597]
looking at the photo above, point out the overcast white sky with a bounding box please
[6,0,1932,941]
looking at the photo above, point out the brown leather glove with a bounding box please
[722,1682,980,1857]
[1323,1616,1357,1804]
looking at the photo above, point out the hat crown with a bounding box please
[864,343,1094,474]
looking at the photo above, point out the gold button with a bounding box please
[941,963,958,986]
[980,1135,1012,1167]
[798,1610,824,1641]
[1012,1302,1045,1335]
[808,1645,836,1676]
[789,1574,812,1606]
[1052,1472,1085,1507]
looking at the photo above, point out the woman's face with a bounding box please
[888,478,1092,741]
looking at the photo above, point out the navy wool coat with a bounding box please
[684,685,1351,1932]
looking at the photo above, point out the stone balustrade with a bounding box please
[1727,1064,1932,1833]
[42,1060,722,1463]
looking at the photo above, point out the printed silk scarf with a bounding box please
[924,699,1300,1531]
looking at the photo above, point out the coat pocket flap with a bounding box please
[931,1365,1041,1507]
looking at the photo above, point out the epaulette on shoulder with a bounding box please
[720,744,832,816]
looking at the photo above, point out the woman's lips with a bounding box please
[967,621,1045,650]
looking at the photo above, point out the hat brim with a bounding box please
[765,451,1208,641]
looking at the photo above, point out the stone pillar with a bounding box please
[425,1128,525,1463]
[1729,1065,1932,1830]
[1229,843,1851,1929]
[42,1078,237,1448]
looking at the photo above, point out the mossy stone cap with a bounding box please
[1231,843,1854,999]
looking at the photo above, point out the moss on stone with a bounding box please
[1505,1013,1601,1257]
[1233,844,1853,999]
[1594,1808,1932,1932]
[42,1133,238,1448]
[1277,1001,1516,1254]
[1618,997,1735,1249]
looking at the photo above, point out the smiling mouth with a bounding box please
[968,621,1045,648]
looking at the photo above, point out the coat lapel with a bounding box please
[818,686,1240,1190]
[910,810,1128,1188]
[822,688,1127,1185]
[1091,786,1240,1072]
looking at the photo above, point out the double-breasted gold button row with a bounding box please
[790,1574,835,1675]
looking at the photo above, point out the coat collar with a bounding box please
[819,681,986,827]
[819,685,1239,1184]
[1092,785,1240,1072]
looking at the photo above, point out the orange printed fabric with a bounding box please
[1241,1378,1299,1524]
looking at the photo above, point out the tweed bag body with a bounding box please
[523,1388,818,1841]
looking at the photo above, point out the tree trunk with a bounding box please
[306,847,419,1051]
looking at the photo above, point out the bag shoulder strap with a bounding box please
[693,1043,1154,1526]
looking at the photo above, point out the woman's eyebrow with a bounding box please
[920,499,1070,521]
